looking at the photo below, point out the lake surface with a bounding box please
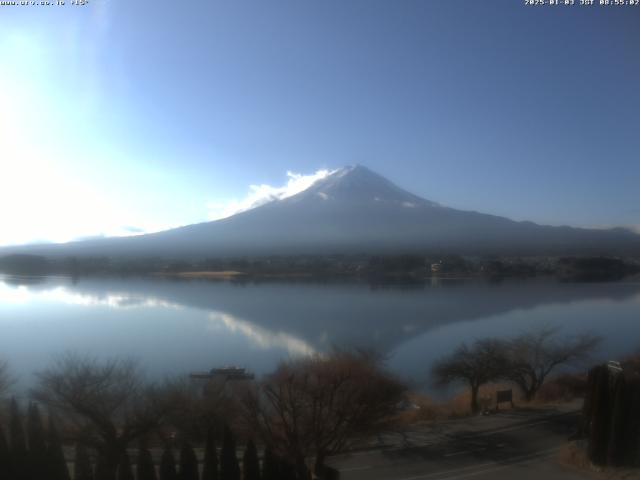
[1,275,639,394]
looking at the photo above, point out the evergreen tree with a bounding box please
[627,379,640,467]
[242,440,260,480]
[0,425,13,480]
[137,444,157,480]
[260,448,277,480]
[179,442,199,480]
[47,415,71,480]
[201,428,218,480]
[159,447,178,480]
[220,426,240,480]
[588,365,611,465]
[27,403,47,478]
[277,457,296,480]
[607,374,627,466]
[94,452,112,480]
[117,451,135,480]
[9,398,28,480]
[74,443,94,480]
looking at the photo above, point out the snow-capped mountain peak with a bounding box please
[289,165,440,208]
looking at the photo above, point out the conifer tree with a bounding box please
[278,457,296,480]
[220,426,240,480]
[94,452,112,480]
[179,442,199,480]
[47,415,71,480]
[0,425,13,480]
[74,443,94,480]
[137,444,157,480]
[27,403,47,478]
[242,440,260,480]
[201,427,218,480]
[588,365,611,465]
[260,448,277,480]
[117,452,135,480]
[9,398,28,480]
[627,379,640,466]
[159,447,178,480]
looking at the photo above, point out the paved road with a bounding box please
[329,409,591,479]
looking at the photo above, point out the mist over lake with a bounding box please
[2,275,638,394]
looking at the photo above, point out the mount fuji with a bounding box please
[4,165,640,258]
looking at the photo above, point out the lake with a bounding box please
[1,275,639,394]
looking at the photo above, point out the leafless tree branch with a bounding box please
[243,349,406,477]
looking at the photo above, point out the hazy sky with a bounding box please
[1,0,638,245]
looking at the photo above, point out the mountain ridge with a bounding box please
[2,165,640,259]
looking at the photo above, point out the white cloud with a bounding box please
[0,283,181,310]
[207,312,316,357]
[207,169,335,220]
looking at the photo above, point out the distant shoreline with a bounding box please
[154,270,248,279]
[153,270,479,281]
[1,253,639,283]
[154,270,317,280]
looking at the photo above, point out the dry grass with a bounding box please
[397,375,591,428]
[395,393,451,425]
[558,442,640,480]
[558,441,593,471]
[534,372,588,404]
[397,383,522,425]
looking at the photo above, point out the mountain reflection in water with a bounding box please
[1,275,639,392]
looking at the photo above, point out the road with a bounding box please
[329,408,591,480]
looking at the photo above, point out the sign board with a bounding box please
[496,389,514,410]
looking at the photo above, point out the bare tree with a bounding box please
[32,354,170,480]
[157,376,241,442]
[244,350,406,478]
[432,339,508,414]
[505,327,601,401]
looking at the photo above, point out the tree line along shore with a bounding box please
[1,253,638,282]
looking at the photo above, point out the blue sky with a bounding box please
[0,0,638,245]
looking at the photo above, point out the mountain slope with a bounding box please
[4,165,640,258]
